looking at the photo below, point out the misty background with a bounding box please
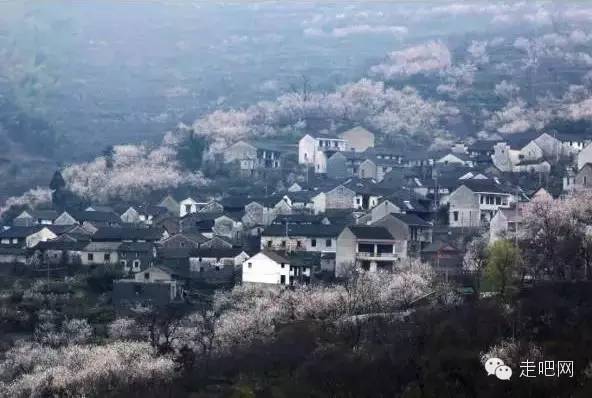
[1,1,592,203]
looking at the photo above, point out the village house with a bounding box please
[158,232,209,249]
[80,242,121,266]
[118,242,156,273]
[0,225,73,249]
[343,178,384,210]
[260,224,342,253]
[357,157,402,182]
[91,226,163,243]
[113,266,182,307]
[371,213,433,257]
[448,180,514,227]
[120,205,168,225]
[435,152,474,167]
[326,151,365,180]
[338,126,375,152]
[367,196,432,224]
[212,214,244,241]
[491,133,566,173]
[188,248,250,272]
[12,209,58,227]
[311,184,356,214]
[420,240,463,276]
[54,210,122,229]
[178,196,211,218]
[158,194,180,216]
[242,251,314,286]
[32,240,88,266]
[0,247,28,265]
[335,225,399,277]
[223,141,283,177]
[298,134,349,173]
[489,205,525,243]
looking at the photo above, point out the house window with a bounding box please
[311,239,317,247]
[185,204,192,213]
[585,176,588,186]
[88,253,94,261]
[495,196,501,205]
[247,262,252,268]
[296,240,302,248]
[144,272,150,280]
[280,275,286,284]
[133,260,141,271]
[480,195,484,204]
[120,260,127,268]
[267,240,272,248]
[281,263,285,269]
[281,240,286,248]
[453,211,459,222]
[326,239,332,247]
[104,253,111,262]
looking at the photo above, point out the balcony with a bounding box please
[356,251,398,260]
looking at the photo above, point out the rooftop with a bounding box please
[347,225,393,240]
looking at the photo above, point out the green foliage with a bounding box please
[484,240,520,296]
[177,135,208,171]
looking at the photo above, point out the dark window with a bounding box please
[280,275,286,284]
[495,196,501,205]
[281,263,285,269]
[87,253,94,261]
[311,239,317,247]
[281,240,286,247]
[267,240,272,248]
[144,272,149,280]
[247,262,252,268]
[296,240,302,248]
[453,211,459,222]
[326,239,332,247]
[185,204,192,213]
[104,253,110,262]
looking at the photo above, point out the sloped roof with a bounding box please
[460,179,511,194]
[83,242,122,251]
[260,250,290,264]
[68,210,121,223]
[92,227,162,241]
[392,213,431,227]
[421,240,459,254]
[0,226,43,238]
[347,225,393,240]
[262,224,343,238]
[35,240,88,251]
[189,247,247,259]
[119,242,155,252]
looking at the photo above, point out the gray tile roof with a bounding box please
[347,225,393,240]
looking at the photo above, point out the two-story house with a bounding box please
[298,134,349,173]
[242,251,315,286]
[260,224,342,253]
[448,180,514,227]
[224,141,283,177]
[335,225,399,276]
[371,213,433,257]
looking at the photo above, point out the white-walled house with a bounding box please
[448,180,514,227]
[242,251,312,286]
[298,134,349,173]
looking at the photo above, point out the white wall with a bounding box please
[242,252,290,285]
